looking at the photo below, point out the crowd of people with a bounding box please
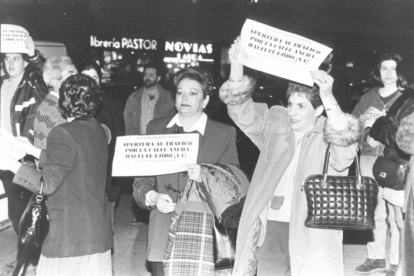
[1,30,414,276]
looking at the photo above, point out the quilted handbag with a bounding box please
[304,146,379,230]
[372,155,409,190]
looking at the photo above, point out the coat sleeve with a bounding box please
[131,120,157,210]
[325,113,361,172]
[13,127,76,195]
[369,116,398,148]
[124,92,140,135]
[219,76,271,151]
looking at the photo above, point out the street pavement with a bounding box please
[0,191,390,276]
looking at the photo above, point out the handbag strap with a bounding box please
[322,144,362,189]
[36,177,45,202]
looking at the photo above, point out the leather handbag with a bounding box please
[372,155,409,190]
[304,146,379,230]
[213,217,237,270]
[13,178,49,276]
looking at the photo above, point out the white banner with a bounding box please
[112,134,199,176]
[239,19,332,86]
[1,24,29,54]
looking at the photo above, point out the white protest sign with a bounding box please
[112,134,199,176]
[0,128,26,160]
[1,24,29,54]
[239,19,332,86]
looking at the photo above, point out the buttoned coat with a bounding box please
[132,115,239,262]
[13,118,113,258]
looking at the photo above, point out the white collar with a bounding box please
[49,91,59,98]
[166,113,207,135]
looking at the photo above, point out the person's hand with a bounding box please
[16,137,40,158]
[0,153,20,173]
[228,36,244,81]
[188,164,202,182]
[367,135,382,148]
[229,36,242,65]
[151,192,176,214]
[25,36,35,57]
[311,70,334,99]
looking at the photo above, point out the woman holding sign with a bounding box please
[220,37,360,276]
[0,74,112,276]
[132,67,246,276]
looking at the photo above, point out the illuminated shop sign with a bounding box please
[90,36,157,50]
[165,41,214,63]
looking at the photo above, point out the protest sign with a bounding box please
[1,24,29,54]
[112,134,199,176]
[0,128,26,161]
[239,19,332,86]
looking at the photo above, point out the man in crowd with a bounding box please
[33,56,77,150]
[124,62,176,225]
[0,36,48,237]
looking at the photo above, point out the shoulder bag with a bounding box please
[304,145,378,230]
[372,155,409,190]
[13,178,49,276]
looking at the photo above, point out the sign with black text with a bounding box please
[112,134,199,176]
[239,19,332,86]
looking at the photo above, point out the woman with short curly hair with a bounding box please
[0,74,112,276]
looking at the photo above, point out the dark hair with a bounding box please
[286,82,322,109]
[144,63,161,77]
[82,62,102,82]
[371,52,407,88]
[59,74,100,119]
[173,67,214,98]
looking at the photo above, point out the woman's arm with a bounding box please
[13,127,76,195]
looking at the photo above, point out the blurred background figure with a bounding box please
[124,62,176,226]
[82,62,124,228]
[352,52,407,275]
[0,35,48,269]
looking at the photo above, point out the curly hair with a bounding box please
[371,52,407,89]
[173,67,214,98]
[59,74,100,119]
[286,82,322,109]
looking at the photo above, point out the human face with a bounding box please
[59,61,77,82]
[380,60,398,87]
[4,54,27,79]
[82,68,100,85]
[175,78,209,119]
[287,92,322,133]
[143,68,159,88]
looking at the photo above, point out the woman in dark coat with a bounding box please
[132,68,242,276]
[0,74,112,276]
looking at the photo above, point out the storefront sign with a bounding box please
[90,35,157,50]
[165,41,214,63]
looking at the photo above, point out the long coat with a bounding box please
[132,115,239,262]
[220,77,361,276]
[13,118,113,257]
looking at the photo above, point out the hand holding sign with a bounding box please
[25,35,35,57]
[228,37,244,81]
[150,192,176,214]
[311,70,334,99]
